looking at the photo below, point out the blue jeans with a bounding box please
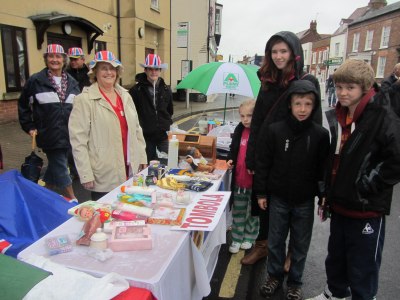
[267,195,314,287]
[43,149,72,188]
[328,87,336,106]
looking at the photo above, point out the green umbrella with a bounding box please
[177,62,260,123]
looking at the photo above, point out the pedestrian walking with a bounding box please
[129,54,173,163]
[66,47,91,92]
[18,44,79,200]
[255,80,329,300]
[326,70,337,107]
[69,51,147,200]
[226,98,259,254]
[380,62,400,117]
[308,59,400,300]
[242,31,322,267]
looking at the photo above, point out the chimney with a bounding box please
[368,0,387,10]
[310,20,317,32]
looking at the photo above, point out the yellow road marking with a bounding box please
[175,113,205,125]
[218,250,244,298]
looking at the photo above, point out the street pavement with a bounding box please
[1,94,399,299]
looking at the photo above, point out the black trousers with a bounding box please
[325,212,385,300]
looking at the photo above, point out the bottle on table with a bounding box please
[168,135,179,169]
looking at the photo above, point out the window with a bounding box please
[365,30,374,50]
[151,0,159,10]
[215,7,221,35]
[334,43,340,57]
[380,26,390,48]
[352,33,360,52]
[312,52,316,64]
[318,51,323,64]
[376,56,386,78]
[94,41,107,52]
[303,49,308,62]
[323,50,328,61]
[1,25,29,92]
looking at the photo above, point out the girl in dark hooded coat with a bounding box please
[241,31,322,268]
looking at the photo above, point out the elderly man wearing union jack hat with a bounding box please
[66,47,91,92]
[18,44,80,200]
[129,54,173,163]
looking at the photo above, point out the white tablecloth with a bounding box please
[18,169,229,300]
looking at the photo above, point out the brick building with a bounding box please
[310,36,331,85]
[347,0,400,82]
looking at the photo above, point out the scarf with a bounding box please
[47,69,68,103]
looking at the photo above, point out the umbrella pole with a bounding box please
[223,93,228,125]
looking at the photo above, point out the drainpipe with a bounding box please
[207,0,210,62]
[170,0,172,85]
[117,0,122,82]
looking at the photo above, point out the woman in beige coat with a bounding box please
[69,51,147,200]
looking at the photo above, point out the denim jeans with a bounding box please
[267,195,314,287]
[43,148,72,188]
[328,87,337,106]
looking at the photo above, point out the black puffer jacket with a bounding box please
[18,68,80,150]
[325,95,400,215]
[129,73,173,142]
[253,80,330,204]
[246,31,322,171]
[66,64,91,91]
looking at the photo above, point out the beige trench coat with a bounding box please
[69,82,147,192]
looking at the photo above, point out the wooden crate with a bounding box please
[168,133,217,163]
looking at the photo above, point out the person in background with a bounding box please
[308,60,400,300]
[129,54,173,163]
[66,47,91,180]
[66,47,91,91]
[242,31,322,268]
[326,69,337,107]
[380,62,400,117]
[226,99,259,254]
[69,51,147,200]
[255,80,329,300]
[18,44,79,200]
[380,62,400,90]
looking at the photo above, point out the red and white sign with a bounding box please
[172,191,231,231]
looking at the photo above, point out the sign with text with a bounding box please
[172,191,231,231]
[177,22,189,48]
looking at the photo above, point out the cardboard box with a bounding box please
[108,221,152,251]
[168,133,217,163]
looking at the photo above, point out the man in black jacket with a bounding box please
[66,47,90,92]
[380,63,400,117]
[129,54,173,163]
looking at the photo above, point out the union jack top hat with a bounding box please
[140,54,168,69]
[88,50,123,74]
[44,44,66,56]
[68,47,84,58]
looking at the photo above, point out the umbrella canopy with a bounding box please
[177,62,260,98]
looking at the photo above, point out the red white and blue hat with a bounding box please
[68,47,84,58]
[88,50,123,73]
[140,54,168,69]
[44,44,66,55]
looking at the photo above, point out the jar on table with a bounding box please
[90,228,108,250]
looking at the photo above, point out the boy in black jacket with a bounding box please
[308,60,400,300]
[255,80,330,300]
[226,99,259,254]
